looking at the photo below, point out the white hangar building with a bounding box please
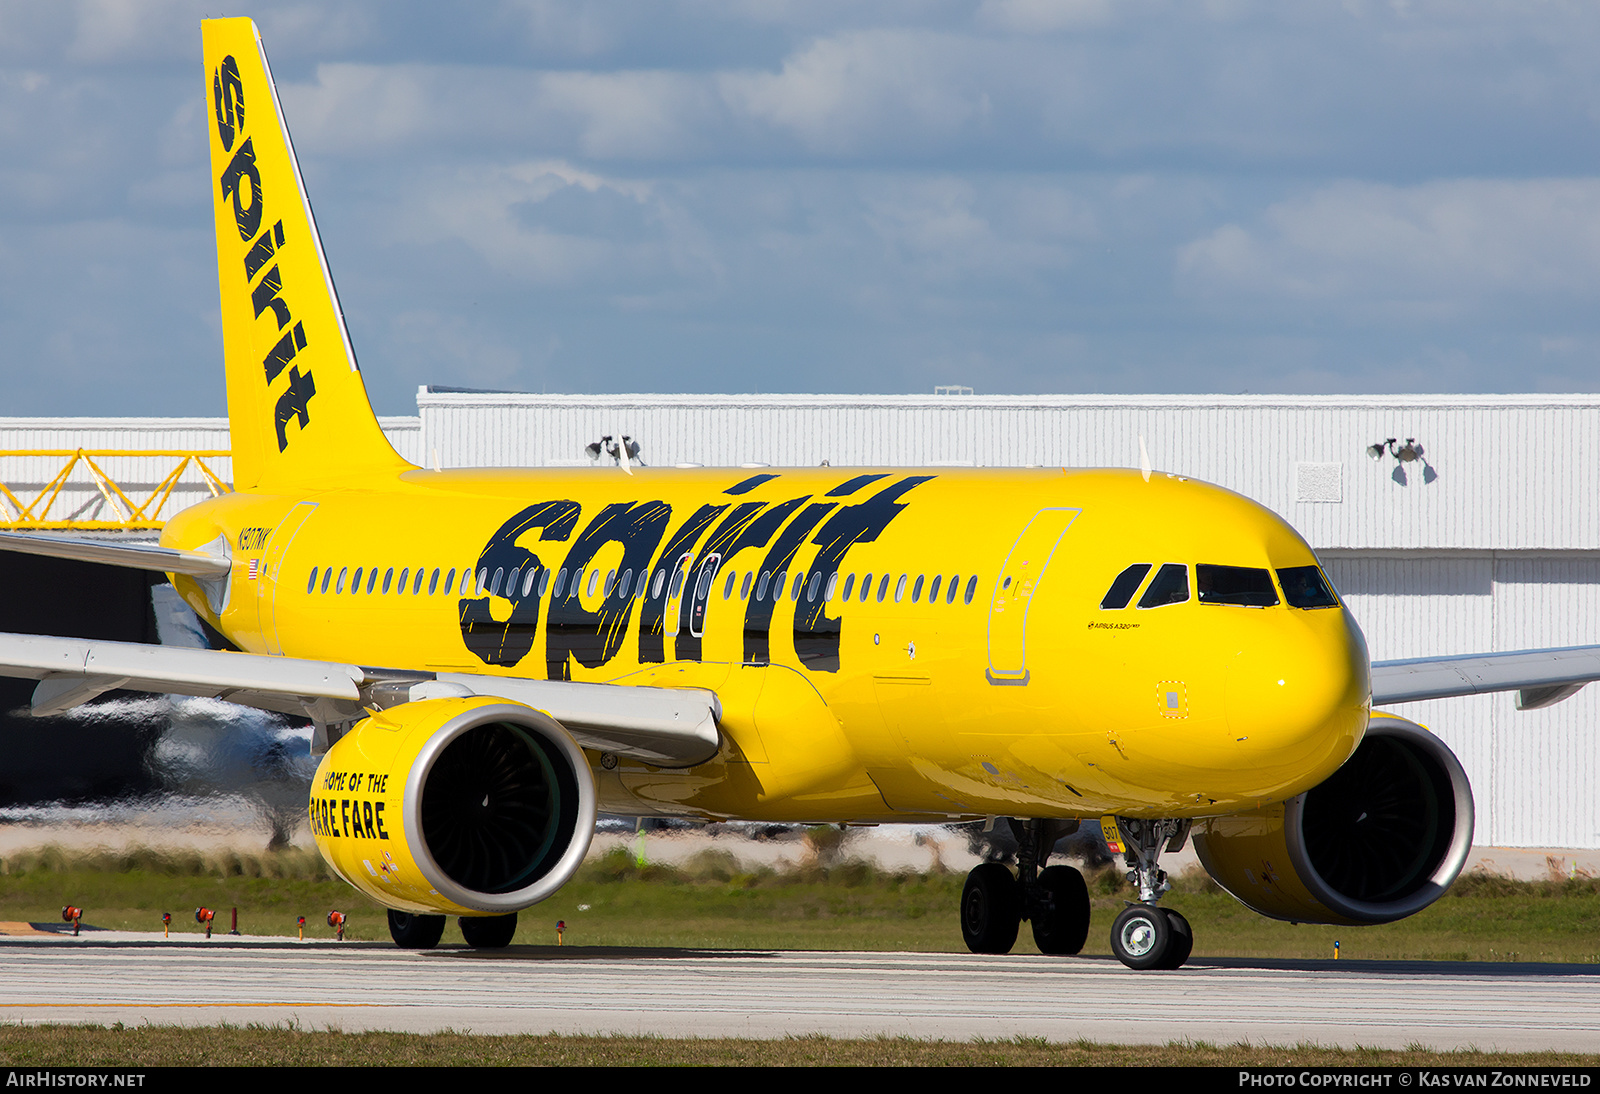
[3,390,1597,849]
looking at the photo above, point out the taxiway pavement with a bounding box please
[0,933,1594,1051]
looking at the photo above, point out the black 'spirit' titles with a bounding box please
[447,475,932,675]
[797,476,934,672]
[826,474,889,497]
[459,501,581,667]
[545,500,672,681]
[675,497,806,663]
[637,503,726,664]
[212,54,315,452]
[673,501,768,662]
[725,473,780,495]
[743,501,837,663]
[212,55,243,153]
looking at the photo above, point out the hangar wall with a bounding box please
[5,392,1596,847]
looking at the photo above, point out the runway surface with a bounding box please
[0,932,1596,1051]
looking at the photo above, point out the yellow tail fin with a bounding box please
[202,18,411,491]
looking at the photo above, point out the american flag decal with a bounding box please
[248,558,259,580]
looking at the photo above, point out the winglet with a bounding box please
[202,19,412,490]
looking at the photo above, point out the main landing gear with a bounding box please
[387,909,519,950]
[960,820,1091,957]
[958,817,1193,971]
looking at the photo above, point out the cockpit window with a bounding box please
[1137,563,1189,608]
[1196,564,1279,607]
[1100,564,1152,609]
[1277,565,1340,609]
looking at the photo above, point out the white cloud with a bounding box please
[1178,179,1600,318]
[975,0,1116,34]
[719,30,990,155]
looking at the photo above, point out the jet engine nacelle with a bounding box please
[309,696,596,917]
[1193,713,1473,926]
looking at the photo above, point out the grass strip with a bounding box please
[0,1026,1595,1067]
[0,843,1594,961]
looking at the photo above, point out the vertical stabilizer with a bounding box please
[202,18,412,490]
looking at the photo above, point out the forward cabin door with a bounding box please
[986,507,1079,685]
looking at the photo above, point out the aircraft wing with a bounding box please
[1371,645,1600,710]
[0,631,719,767]
[0,530,230,576]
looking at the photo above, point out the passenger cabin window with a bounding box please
[963,575,977,604]
[1277,565,1340,609]
[842,574,856,601]
[320,568,332,594]
[1196,564,1279,607]
[1100,564,1153,610]
[1137,563,1189,608]
[307,567,319,594]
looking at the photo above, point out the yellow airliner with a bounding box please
[0,17,1594,967]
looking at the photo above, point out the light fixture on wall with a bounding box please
[1366,438,1424,462]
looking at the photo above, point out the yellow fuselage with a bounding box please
[162,465,1370,824]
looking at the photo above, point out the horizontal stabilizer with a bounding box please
[0,531,231,577]
[1371,645,1600,707]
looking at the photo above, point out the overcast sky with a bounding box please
[3,1,1600,416]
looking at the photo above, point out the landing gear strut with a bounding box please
[1107,817,1192,971]
[959,820,1090,957]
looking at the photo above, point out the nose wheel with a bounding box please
[1110,905,1192,970]
[1107,816,1194,970]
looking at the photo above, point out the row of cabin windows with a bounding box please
[305,563,982,607]
[1097,563,1339,611]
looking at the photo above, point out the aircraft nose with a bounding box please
[1223,607,1370,794]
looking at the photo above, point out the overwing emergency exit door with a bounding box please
[987,507,1079,684]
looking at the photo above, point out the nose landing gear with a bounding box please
[1107,817,1192,970]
